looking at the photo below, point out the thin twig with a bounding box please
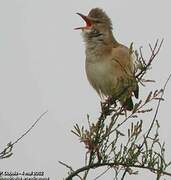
[140,73,171,148]
[94,167,111,180]
[12,110,48,146]
[0,110,48,159]
[121,169,127,180]
[59,161,82,180]
[136,39,164,79]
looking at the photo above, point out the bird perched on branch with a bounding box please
[75,8,139,110]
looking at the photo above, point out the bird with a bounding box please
[75,8,139,110]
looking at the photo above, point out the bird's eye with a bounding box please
[92,29,98,34]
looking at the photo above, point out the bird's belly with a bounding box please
[86,61,117,96]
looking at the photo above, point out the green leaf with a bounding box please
[71,130,80,137]
[132,100,142,113]
[145,91,152,103]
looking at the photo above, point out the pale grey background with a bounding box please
[0,0,171,179]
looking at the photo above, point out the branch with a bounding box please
[0,110,48,159]
[65,162,171,180]
[59,161,83,180]
[136,39,164,80]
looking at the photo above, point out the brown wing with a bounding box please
[111,44,139,108]
[111,44,134,76]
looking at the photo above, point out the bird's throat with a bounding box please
[83,31,118,56]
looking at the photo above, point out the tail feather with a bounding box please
[123,97,133,111]
[134,84,139,99]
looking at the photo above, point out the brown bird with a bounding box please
[75,8,138,110]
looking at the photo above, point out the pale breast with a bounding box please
[85,58,118,97]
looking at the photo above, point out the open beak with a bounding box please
[74,13,92,30]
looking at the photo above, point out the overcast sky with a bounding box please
[0,0,171,179]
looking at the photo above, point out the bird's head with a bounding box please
[75,8,113,42]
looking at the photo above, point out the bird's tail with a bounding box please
[122,97,133,111]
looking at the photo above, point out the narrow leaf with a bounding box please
[145,91,152,103]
